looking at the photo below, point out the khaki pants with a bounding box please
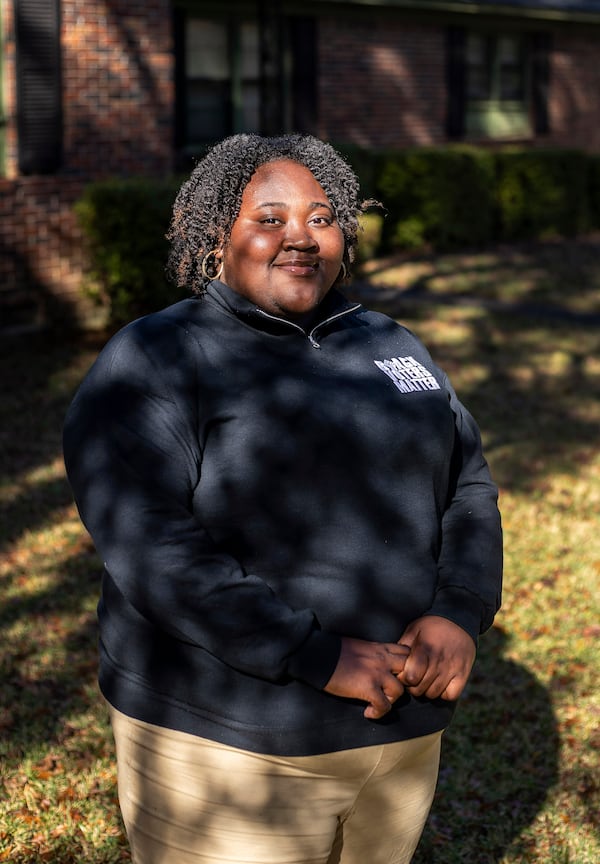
[109,706,442,864]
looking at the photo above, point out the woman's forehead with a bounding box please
[241,159,329,204]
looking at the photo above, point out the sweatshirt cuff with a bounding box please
[425,586,486,644]
[286,629,342,690]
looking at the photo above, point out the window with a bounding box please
[465,32,529,138]
[184,19,260,144]
[175,11,317,155]
[446,28,550,141]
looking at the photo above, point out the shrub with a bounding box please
[495,148,590,240]
[356,211,385,264]
[586,154,600,231]
[333,143,380,200]
[342,145,596,257]
[374,146,496,252]
[75,178,184,326]
[76,148,599,325]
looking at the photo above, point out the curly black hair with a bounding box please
[166,133,369,295]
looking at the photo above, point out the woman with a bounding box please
[63,134,502,864]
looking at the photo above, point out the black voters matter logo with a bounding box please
[374,356,441,394]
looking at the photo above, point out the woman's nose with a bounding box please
[282,222,318,251]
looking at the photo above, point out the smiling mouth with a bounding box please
[276,259,319,275]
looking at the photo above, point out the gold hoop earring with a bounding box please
[201,249,224,281]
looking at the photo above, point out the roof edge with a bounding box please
[313,0,600,25]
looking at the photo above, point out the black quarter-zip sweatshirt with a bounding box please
[63,280,502,756]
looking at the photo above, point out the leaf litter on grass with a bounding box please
[2,244,600,862]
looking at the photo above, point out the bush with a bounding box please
[75,178,184,326]
[355,212,385,264]
[375,146,496,252]
[333,143,380,200]
[585,154,600,231]
[341,145,597,258]
[495,148,590,240]
[76,148,599,325]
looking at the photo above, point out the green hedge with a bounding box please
[495,148,589,240]
[76,147,600,325]
[340,145,598,255]
[75,177,183,326]
[367,146,596,253]
[583,153,600,231]
[375,146,496,251]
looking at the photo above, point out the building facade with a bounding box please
[2,0,600,332]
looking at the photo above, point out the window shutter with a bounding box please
[446,27,466,139]
[173,9,187,151]
[259,2,284,135]
[531,31,551,136]
[15,0,62,174]
[290,18,317,135]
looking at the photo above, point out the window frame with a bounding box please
[174,7,317,160]
[446,25,550,143]
[175,12,277,154]
[464,30,532,139]
[181,16,262,147]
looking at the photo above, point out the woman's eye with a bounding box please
[310,215,333,226]
[261,217,282,225]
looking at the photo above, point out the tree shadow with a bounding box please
[0,539,104,767]
[355,237,600,322]
[0,236,82,336]
[0,331,111,766]
[413,626,559,863]
[346,281,600,498]
[1,273,589,860]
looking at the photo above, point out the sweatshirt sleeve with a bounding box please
[426,372,503,641]
[63,318,341,688]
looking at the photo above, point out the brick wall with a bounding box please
[318,18,447,149]
[550,31,600,151]
[318,14,600,154]
[2,3,600,333]
[0,176,90,330]
[1,0,174,333]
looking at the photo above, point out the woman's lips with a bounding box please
[275,260,319,276]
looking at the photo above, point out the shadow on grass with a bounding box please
[343,295,600,498]
[358,237,600,319]
[3,270,596,860]
[0,330,112,773]
[0,544,103,765]
[413,626,559,863]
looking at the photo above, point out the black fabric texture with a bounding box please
[63,280,502,756]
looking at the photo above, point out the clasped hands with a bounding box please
[323,616,477,720]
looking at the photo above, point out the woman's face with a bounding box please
[219,159,345,321]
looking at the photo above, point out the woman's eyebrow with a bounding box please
[256,201,334,212]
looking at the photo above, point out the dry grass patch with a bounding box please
[1,242,599,862]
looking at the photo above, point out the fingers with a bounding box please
[396,617,477,701]
[367,646,408,717]
[401,647,429,690]
[399,657,456,700]
[440,674,469,701]
[364,671,406,720]
[382,672,406,705]
[365,703,389,720]
[411,671,467,701]
[387,646,410,677]
[323,637,411,719]
[324,622,475,718]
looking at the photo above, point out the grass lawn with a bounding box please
[1,238,599,863]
